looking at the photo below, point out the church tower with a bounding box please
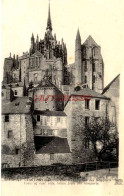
[75,29,82,85]
[81,35,104,93]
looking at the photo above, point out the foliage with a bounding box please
[84,117,118,161]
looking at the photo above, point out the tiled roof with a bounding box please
[71,87,109,99]
[82,35,99,47]
[2,97,32,114]
[33,110,66,116]
[102,74,120,94]
[34,136,71,153]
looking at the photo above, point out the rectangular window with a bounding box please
[50,153,54,160]
[5,115,9,122]
[85,117,89,126]
[37,115,40,121]
[85,100,90,109]
[95,100,100,110]
[8,130,12,138]
[15,149,19,154]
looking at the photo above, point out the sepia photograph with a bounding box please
[1,0,124,195]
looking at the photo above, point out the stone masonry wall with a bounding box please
[64,97,109,163]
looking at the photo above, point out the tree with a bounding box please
[84,117,118,161]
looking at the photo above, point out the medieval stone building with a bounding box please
[1,2,119,167]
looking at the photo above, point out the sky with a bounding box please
[2,0,124,87]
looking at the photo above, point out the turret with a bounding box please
[30,33,35,54]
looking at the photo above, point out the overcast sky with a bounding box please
[2,0,124,87]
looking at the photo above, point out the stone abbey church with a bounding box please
[2,3,119,167]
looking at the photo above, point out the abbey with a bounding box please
[1,2,119,167]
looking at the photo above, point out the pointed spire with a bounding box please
[76,28,81,41]
[46,0,52,31]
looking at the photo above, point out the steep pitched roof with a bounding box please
[35,136,71,154]
[34,78,55,88]
[2,97,32,114]
[102,74,120,94]
[82,35,99,47]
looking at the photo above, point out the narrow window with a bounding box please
[85,100,90,109]
[85,61,87,72]
[85,76,87,83]
[93,62,95,72]
[5,115,9,122]
[2,92,4,97]
[34,73,38,81]
[93,75,95,83]
[50,153,54,160]
[85,116,89,126]
[93,47,95,56]
[15,149,19,154]
[15,90,17,95]
[37,115,40,121]
[95,100,100,110]
[8,130,12,138]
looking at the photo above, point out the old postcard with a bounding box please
[1,0,124,195]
